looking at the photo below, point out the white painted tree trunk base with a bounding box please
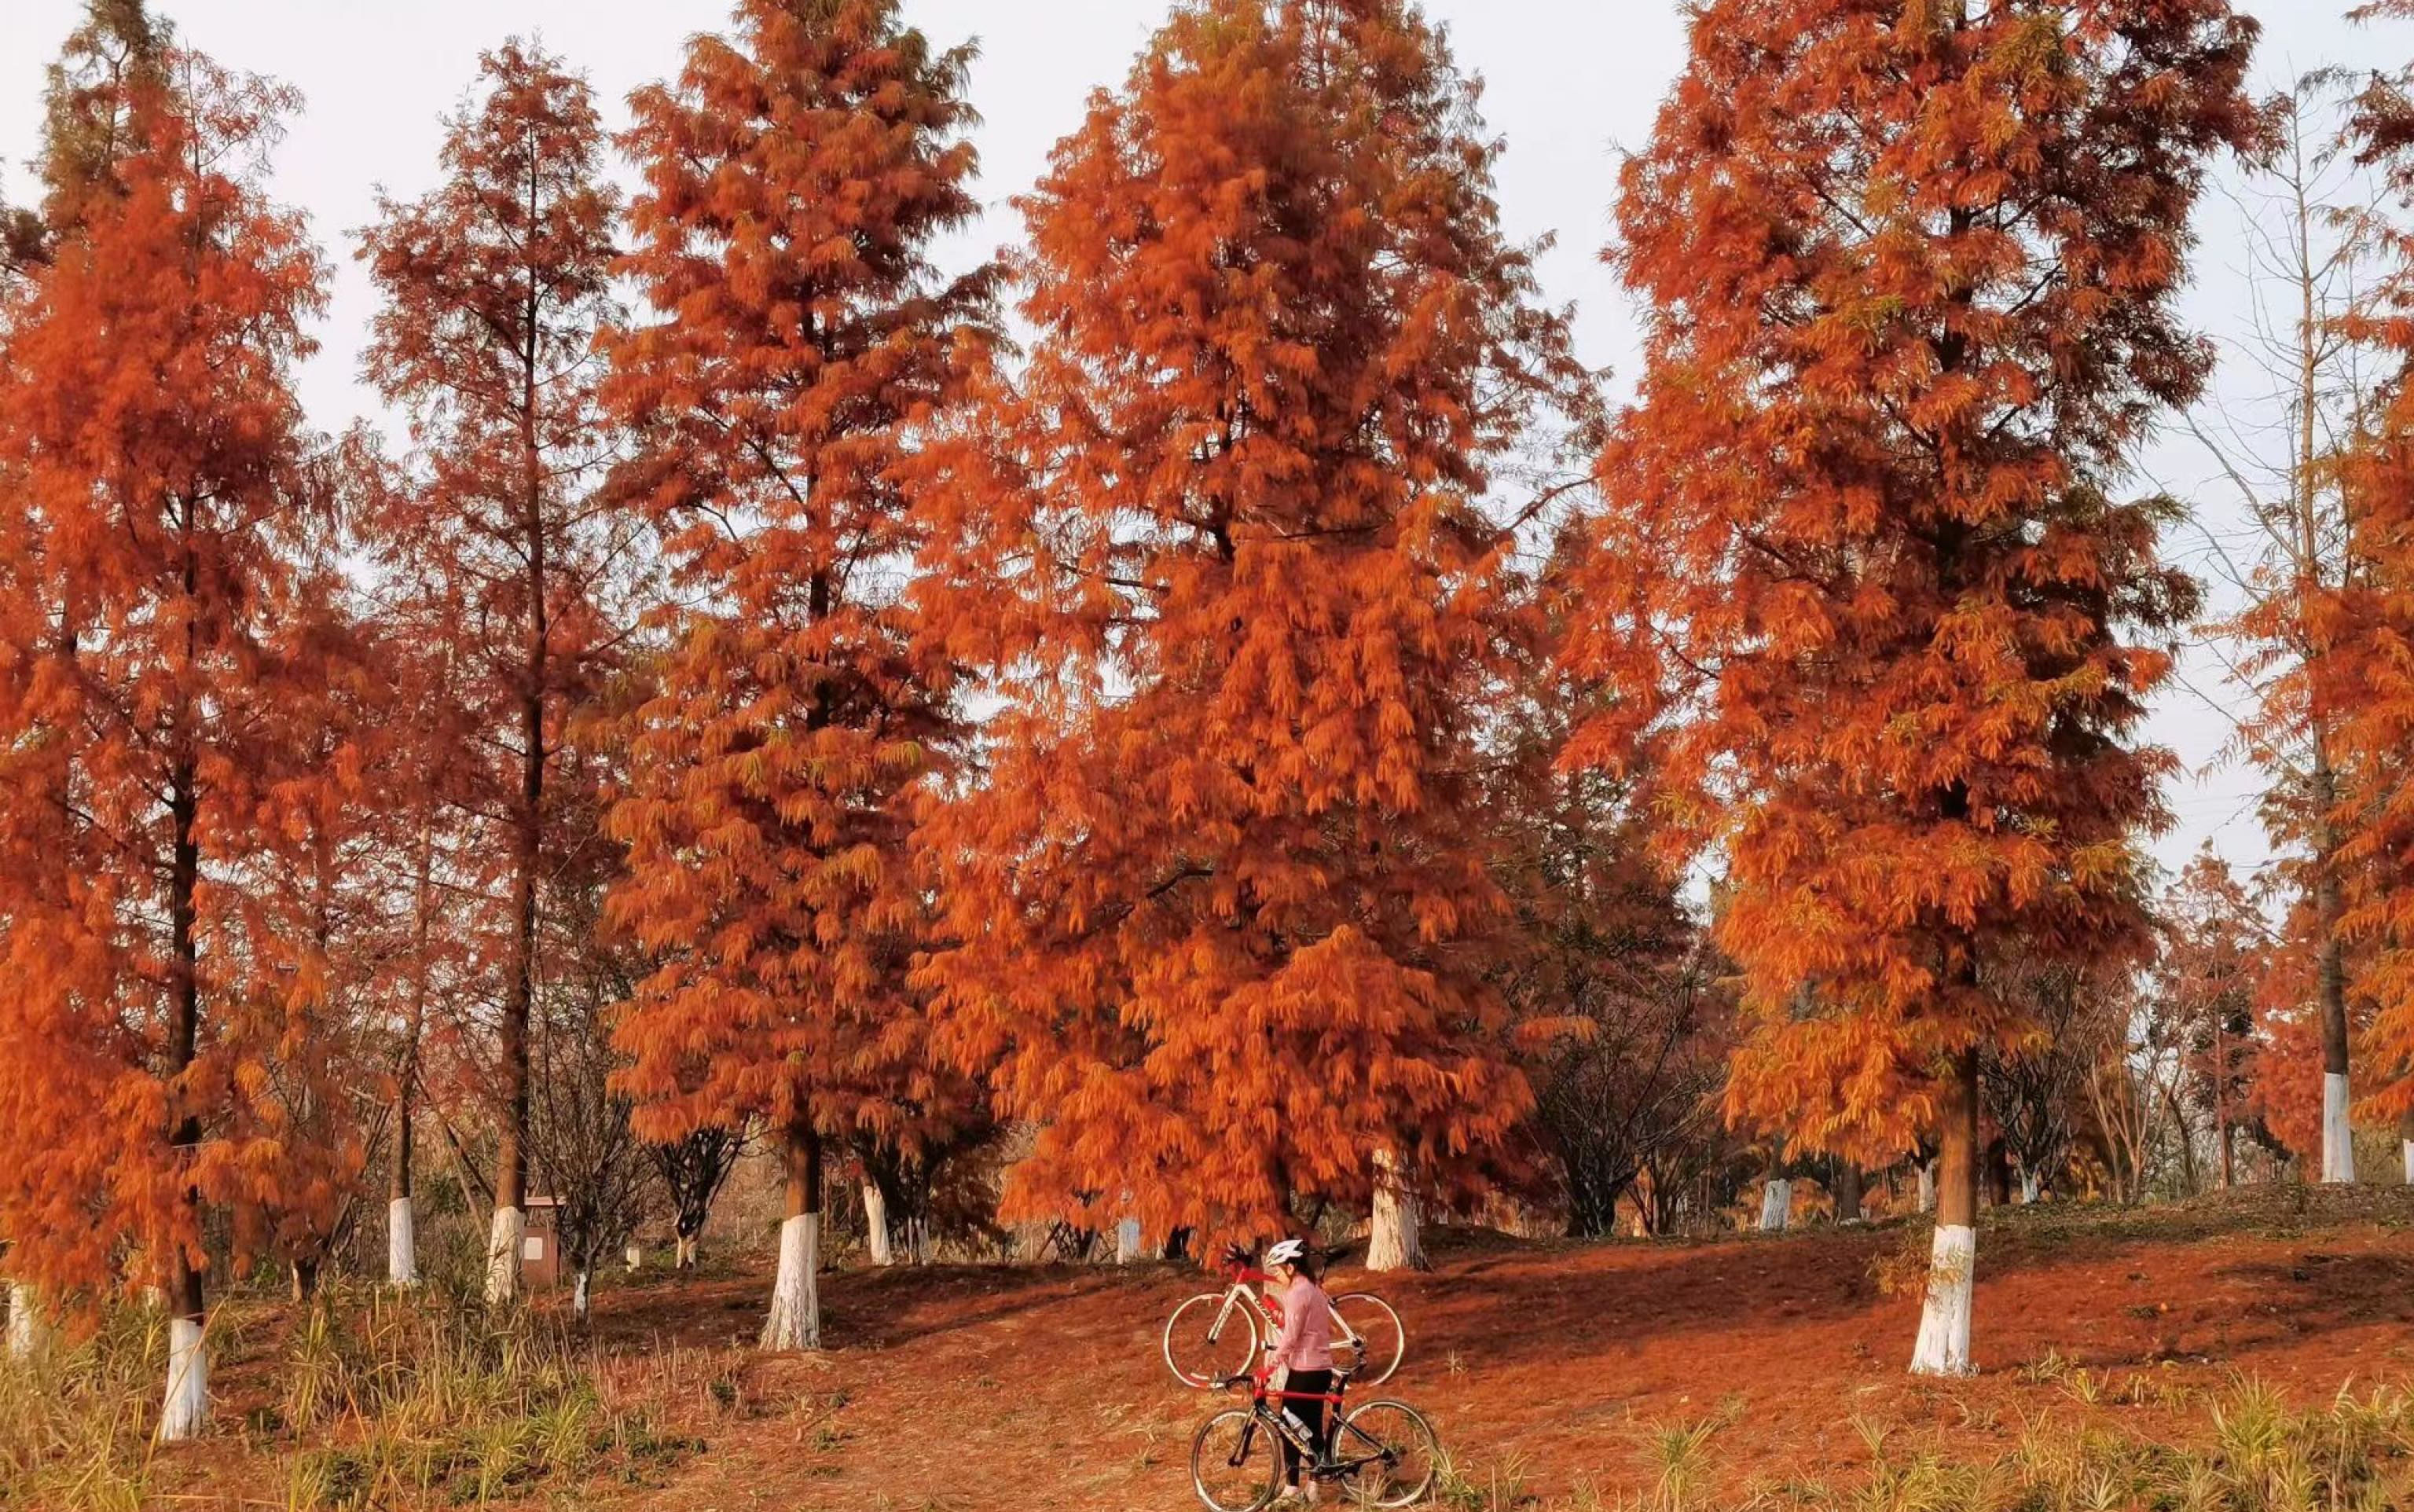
[1909,1224,1976,1377]
[5,1283,48,1360]
[2401,1139,2414,1186]
[1115,1217,1143,1264]
[1917,1162,1936,1214]
[572,1270,591,1323]
[485,1206,526,1305]
[160,1316,208,1441]
[387,1197,420,1286]
[761,1214,820,1351]
[2322,1074,2356,1184]
[2019,1172,2038,1205]
[864,1184,893,1266]
[1367,1153,1427,1272]
[1757,1179,1792,1231]
[675,1234,698,1269]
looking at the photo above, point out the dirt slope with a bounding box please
[579,1187,2414,1510]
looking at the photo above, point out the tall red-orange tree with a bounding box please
[0,29,334,1436]
[1564,0,2256,1371]
[232,599,385,1302]
[2153,850,2269,1190]
[358,585,478,1289]
[915,0,1590,1266]
[0,0,164,1366]
[2316,2,2414,1176]
[601,0,996,1350]
[2178,74,2386,1187]
[358,40,635,1304]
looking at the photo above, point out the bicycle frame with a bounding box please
[1220,1375,1390,1482]
[1207,1265,1279,1341]
[1209,1263,1363,1354]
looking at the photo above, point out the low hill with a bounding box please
[579,1187,2414,1510]
[35,1187,2414,1510]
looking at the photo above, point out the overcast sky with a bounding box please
[0,0,2400,886]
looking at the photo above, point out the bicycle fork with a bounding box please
[1209,1288,1242,1341]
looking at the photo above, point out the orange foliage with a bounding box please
[358,40,633,1235]
[1563,0,2259,1170]
[0,45,343,1310]
[600,0,997,1159]
[2323,45,2414,1124]
[914,0,1591,1244]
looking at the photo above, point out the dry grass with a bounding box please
[0,1286,697,1511]
[1422,1375,2414,1510]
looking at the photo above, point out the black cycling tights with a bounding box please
[1278,1368,1334,1486]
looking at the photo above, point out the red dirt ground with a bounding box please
[147,1186,2414,1509]
[548,1186,2414,1510]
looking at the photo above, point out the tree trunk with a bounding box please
[388,1055,419,1286]
[1115,1213,1143,1264]
[572,1268,591,1324]
[2214,1018,2232,1191]
[485,1204,526,1307]
[1983,1138,2012,1208]
[391,817,434,1287]
[675,1231,699,1270]
[487,697,537,1303]
[2400,1106,2414,1185]
[161,754,208,1440]
[492,339,548,1302]
[1757,1178,1791,1232]
[1364,1148,1427,1272]
[5,1283,49,1360]
[1911,1048,1979,1377]
[761,1121,822,1351]
[2314,762,2355,1184]
[2018,1169,2038,1205]
[1835,1164,1863,1224]
[864,1183,893,1266]
[289,1259,318,1305]
[160,1251,207,1442]
[387,1195,418,1289]
[1917,1158,1936,1214]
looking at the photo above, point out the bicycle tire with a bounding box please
[1331,1399,1440,1508]
[1165,1291,1262,1388]
[1332,1292,1404,1385]
[1190,1406,1282,1512]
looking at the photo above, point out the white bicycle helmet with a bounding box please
[1264,1238,1308,1267]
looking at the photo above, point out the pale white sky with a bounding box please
[0,0,2397,885]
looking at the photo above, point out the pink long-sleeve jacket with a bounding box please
[1267,1275,1334,1372]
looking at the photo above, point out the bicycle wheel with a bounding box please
[1331,1400,1440,1508]
[1331,1292,1404,1385]
[1165,1292,1262,1389]
[1190,1407,1282,1512]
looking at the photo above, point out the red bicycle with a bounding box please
[1188,1366,1439,1510]
[1162,1248,1405,1389]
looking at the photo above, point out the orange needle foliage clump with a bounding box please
[0,39,340,1331]
[601,0,998,1214]
[1563,0,2258,1198]
[915,0,1590,1246]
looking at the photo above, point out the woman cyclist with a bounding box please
[1260,1238,1334,1503]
